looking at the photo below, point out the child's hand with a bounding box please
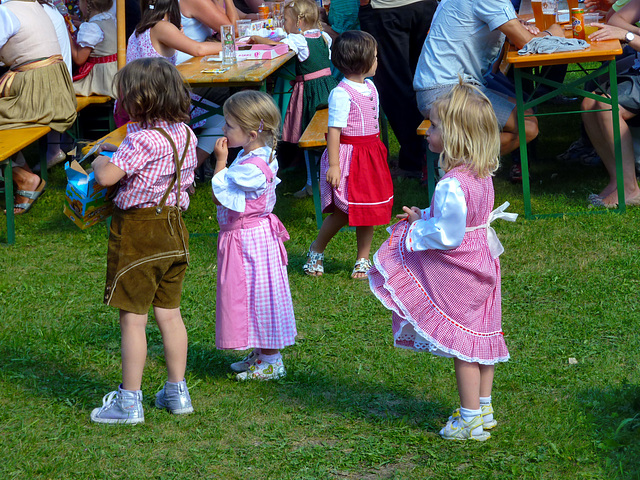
[326,165,341,189]
[397,206,421,224]
[97,142,117,154]
[214,137,228,164]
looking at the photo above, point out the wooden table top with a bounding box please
[506,32,622,68]
[177,51,295,87]
[298,108,328,149]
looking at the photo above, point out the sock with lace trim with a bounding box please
[459,406,484,436]
[480,396,494,424]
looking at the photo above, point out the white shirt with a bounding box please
[327,78,376,128]
[211,146,280,212]
[282,29,332,62]
[43,3,72,75]
[404,177,467,252]
[77,12,114,48]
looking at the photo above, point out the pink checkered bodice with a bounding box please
[339,80,380,137]
[217,156,276,227]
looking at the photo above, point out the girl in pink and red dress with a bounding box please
[211,91,296,381]
[368,81,518,441]
[121,0,224,167]
[302,30,393,279]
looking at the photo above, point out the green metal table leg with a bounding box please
[514,67,532,219]
[608,59,625,213]
[426,146,437,205]
[4,160,15,244]
[306,149,323,229]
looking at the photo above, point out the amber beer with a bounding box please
[572,7,585,40]
[531,0,545,28]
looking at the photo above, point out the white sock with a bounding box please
[258,352,282,364]
[480,396,493,422]
[459,407,483,436]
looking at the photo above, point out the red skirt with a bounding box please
[343,133,393,226]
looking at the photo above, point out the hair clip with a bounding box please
[149,1,155,8]
[258,119,264,133]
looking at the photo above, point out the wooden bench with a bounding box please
[0,126,51,244]
[298,109,329,229]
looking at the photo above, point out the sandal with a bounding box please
[303,248,324,276]
[351,258,372,280]
[13,178,46,215]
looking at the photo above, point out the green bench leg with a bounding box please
[305,149,323,230]
[4,160,15,245]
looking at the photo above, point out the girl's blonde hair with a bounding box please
[284,0,320,32]
[223,91,281,163]
[85,0,113,17]
[432,80,500,178]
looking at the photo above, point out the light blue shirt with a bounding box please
[413,0,517,91]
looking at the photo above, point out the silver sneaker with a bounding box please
[90,385,144,424]
[155,379,194,415]
[230,349,259,373]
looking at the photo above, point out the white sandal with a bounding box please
[351,258,372,280]
[303,249,324,276]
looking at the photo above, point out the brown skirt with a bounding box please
[0,61,77,132]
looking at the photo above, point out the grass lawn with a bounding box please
[1,110,640,479]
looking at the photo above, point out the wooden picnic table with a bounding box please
[505,35,624,218]
[177,51,296,88]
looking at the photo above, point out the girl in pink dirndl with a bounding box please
[369,82,517,441]
[212,91,296,381]
[303,30,393,279]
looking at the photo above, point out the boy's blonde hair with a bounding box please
[223,91,281,162]
[285,0,320,31]
[432,80,500,178]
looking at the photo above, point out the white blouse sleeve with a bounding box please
[211,163,268,212]
[76,21,104,48]
[327,87,350,128]
[0,7,20,48]
[405,177,467,252]
[281,33,309,62]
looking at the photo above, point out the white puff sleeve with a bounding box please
[405,177,467,252]
[76,21,104,48]
[211,163,268,213]
[281,33,309,61]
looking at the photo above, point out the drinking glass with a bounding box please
[541,0,558,28]
[236,19,252,38]
[221,25,236,65]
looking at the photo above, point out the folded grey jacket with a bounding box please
[518,36,589,55]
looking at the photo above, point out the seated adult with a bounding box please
[319,0,360,41]
[413,0,563,157]
[582,0,640,207]
[0,0,76,214]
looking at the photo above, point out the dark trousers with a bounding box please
[359,0,437,171]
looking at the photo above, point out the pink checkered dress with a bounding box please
[215,154,297,350]
[368,167,509,365]
[320,79,393,226]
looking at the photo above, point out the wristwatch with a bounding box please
[625,31,635,43]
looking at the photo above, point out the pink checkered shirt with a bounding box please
[111,121,197,210]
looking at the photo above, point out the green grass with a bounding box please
[1,120,640,479]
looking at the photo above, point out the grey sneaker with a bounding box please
[230,349,259,373]
[155,379,194,415]
[90,385,144,424]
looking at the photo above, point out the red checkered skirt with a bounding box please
[368,220,509,364]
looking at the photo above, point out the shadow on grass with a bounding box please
[578,384,640,479]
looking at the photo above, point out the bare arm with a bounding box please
[68,29,92,65]
[608,0,640,35]
[325,127,341,188]
[498,18,563,49]
[248,35,282,45]
[151,21,222,57]
[92,155,126,187]
[181,0,236,34]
